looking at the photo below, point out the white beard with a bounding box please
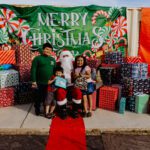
[61,57,73,84]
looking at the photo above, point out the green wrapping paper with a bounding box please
[135,94,149,113]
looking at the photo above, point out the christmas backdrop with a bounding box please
[0,5,127,56]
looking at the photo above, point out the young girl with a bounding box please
[45,66,67,119]
[73,55,94,117]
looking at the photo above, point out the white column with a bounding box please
[127,9,132,56]
[130,9,140,56]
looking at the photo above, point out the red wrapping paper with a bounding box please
[0,87,15,107]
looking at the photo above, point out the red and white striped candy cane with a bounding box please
[92,10,109,25]
[118,37,127,45]
[25,38,32,47]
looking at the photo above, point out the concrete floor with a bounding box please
[0,103,150,133]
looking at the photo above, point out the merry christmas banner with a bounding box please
[0,5,127,56]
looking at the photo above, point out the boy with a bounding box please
[45,66,67,119]
[31,43,56,116]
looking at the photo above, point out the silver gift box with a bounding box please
[0,69,19,88]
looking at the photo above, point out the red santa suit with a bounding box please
[55,87,67,106]
[55,86,68,119]
[58,50,83,118]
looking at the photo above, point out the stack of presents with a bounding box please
[93,52,150,114]
[0,44,39,107]
[0,45,150,115]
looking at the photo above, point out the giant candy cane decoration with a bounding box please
[92,10,109,25]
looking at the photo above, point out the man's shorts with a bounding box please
[45,92,56,106]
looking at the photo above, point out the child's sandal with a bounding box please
[87,112,92,117]
[45,113,52,119]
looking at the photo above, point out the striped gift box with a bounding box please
[0,50,16,65]
[124,56,142,63]
[99,86,118,110]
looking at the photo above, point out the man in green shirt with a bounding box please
[31,43,56,116]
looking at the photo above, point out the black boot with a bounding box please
[72,103,80,118]
[59,104,67,120]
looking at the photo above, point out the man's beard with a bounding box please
[61,57,73,83]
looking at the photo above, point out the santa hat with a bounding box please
[59,49,74,61]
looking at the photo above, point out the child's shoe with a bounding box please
[45,113,52,119]
[49,113,56,119]
[87,112,92,117]
[82,112,88,118]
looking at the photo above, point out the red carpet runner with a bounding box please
[46,117,87,150]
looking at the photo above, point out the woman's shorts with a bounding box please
[82,82,95,95]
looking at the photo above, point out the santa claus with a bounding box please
[59,50,83,118]
[59,49,74,86]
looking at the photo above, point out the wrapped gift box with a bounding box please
[0,87,15,107]
[0,69,19,88]
[112,84,122,109]
[126,96,136,112]
[148,99,150,114]
[15,90,37,104]
[99,67,118,85]
[124,56,142,63]
[140,63,148,79]
[0,50,16,65]
[15,64,31,82]
[55,77,67,89]
[16,82,32,93]
[14,44,31,65]
[99,86,118,110]
[135,94,149,114]
[119,97,126,114]
[104,51,123,64]
[15,82,36,104]
[121,77,150,97]
[101,63,121,83]
[121,63,148,79]
[87,58,101,69]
